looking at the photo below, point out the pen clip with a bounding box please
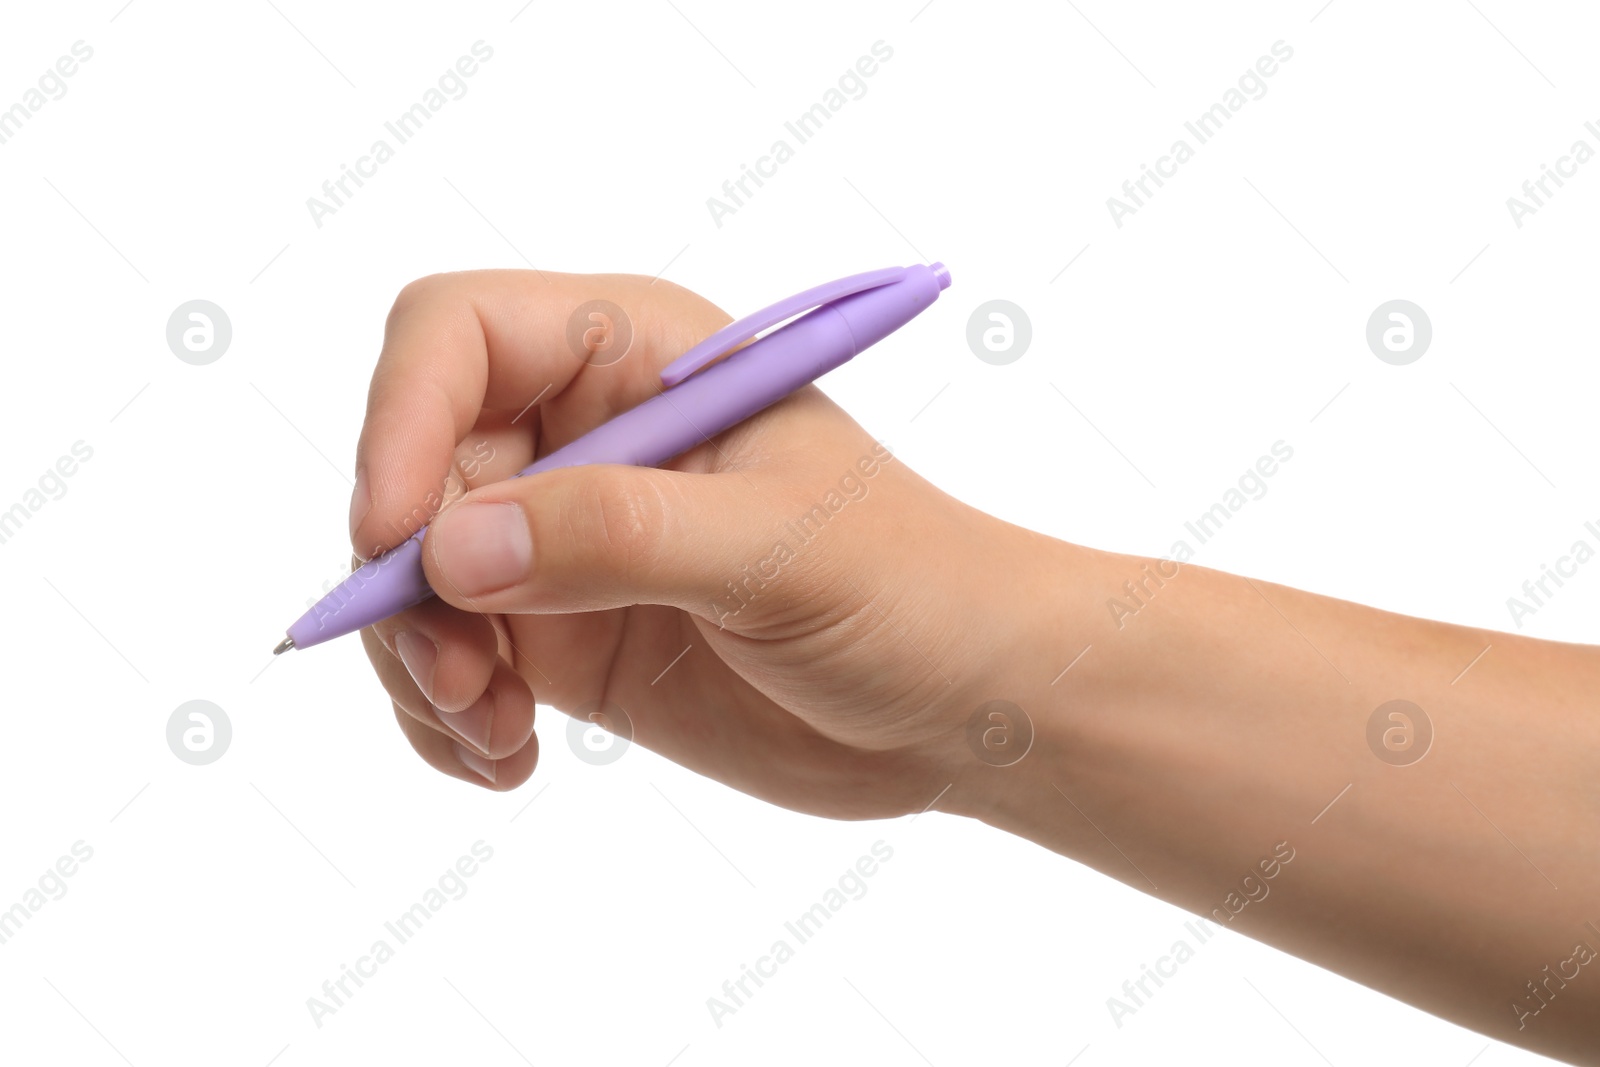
[659,266,908,387]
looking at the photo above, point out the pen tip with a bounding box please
[273,637,294,656]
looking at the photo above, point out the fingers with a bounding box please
[421,462,780,622]
[351,270,729,559]
[392,701,540,791]
[362,621,538,761]
[368,595,500,714]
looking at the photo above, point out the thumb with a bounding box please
[421,464,779,622]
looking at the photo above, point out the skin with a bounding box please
[352,270,1600,1064]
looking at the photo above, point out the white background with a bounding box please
[1,1,1595,1064]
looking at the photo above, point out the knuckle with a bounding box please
[582,470,669,581]
[388,274,445,324]
[386,273,474,336]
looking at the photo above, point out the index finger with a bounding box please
[350,269,728,558]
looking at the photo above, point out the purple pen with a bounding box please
[273,261,951,654]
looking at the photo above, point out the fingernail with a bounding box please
[441,690,494,753]
[433,502,532,597]
[349,467,372,538]
[394,631,438,702]
[454,742,497,784]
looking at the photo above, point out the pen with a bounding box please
[273,261,951,654]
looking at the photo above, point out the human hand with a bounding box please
[351,269,1058,817]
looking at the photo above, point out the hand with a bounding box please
[351,269,1050,817]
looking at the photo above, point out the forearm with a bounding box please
[948,531,1600,1062]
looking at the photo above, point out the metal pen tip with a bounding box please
[273,637,294,655]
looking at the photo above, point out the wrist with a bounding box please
[933,519,1126,838]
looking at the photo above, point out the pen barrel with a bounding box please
[287,531,431,650]
[286,262,944,650]
[524,304,860,476]
[826,262,944,351]
[521,262,943,477]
